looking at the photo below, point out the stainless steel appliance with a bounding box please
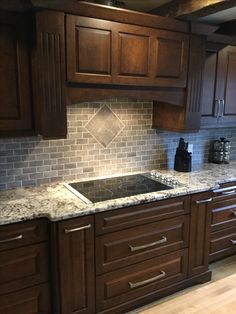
[65,172,180,204]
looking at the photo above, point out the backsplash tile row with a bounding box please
[0,99,236,190]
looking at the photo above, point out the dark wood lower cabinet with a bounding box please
[53,194,213,314]
[0,219,51,314]
[57,215,95,314]
[209,181,236,262]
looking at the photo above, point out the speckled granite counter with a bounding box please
[1,162,236,226]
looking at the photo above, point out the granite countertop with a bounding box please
[1,162,236,226]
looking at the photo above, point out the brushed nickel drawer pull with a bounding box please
[230,239,236,245]
[222,190,236,195]
[129,236,167,252]
[64,224,91,234]
[0,234,23,244]
[231,211,236,217]
[195,198,212,204]
[128,271,166,289]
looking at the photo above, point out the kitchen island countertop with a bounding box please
[0,162,236,226]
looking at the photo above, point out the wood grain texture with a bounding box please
[31,10,67,139]
[152,34,205,132]
[0,283,51,314]
[188,192,212,277]
[0,11,33,136]
[57,215,95,314]
[96,215,189,274]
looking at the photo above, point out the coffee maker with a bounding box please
[210,137,231,164]
[174,138,192,172]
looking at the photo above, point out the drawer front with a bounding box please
[95,196,190,235]
[211,198,236,232]
[213,182,236,201]
[0,243,49,295]
[0,219,48,252]
[96,249,188,311]
[0,283,51,314]
[210,225,236,262]
[96,215,189,274]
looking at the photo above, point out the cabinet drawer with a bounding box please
[96,215,189,274]
[210,225,236,262]
[211,198,236,232]
[0,219,48,252]
[0,243,49,295]
[0,283,51,314]
[213,182,236,200]
[95,196,190,235]
[96,249,188,311]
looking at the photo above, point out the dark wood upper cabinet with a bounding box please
[201,43,236,128]
[66,15,189,89]
[152,35,206,132]
[0,12,33,136]
[66,15,113,85]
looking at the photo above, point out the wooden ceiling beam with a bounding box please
[150,0,236,20]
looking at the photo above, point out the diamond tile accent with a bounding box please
[85,105,125,147]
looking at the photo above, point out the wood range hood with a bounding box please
[0,1,218,138]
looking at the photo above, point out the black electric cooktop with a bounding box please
[67,173,173,203]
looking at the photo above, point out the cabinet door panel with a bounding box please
[189,192,212,276]
[0,243,49,295]
[96,215,189,274]
[223,48,236,115]
[201,50,217,116]
[0,12,32,134]
[0,284,51,314]
[58,216,95,314]
[67,15,112,84]
[154,31,189,87]
[118,32,150,77]
[96,249,188,312]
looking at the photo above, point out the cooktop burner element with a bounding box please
[66,173,173,204]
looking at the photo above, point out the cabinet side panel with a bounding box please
[32,11,67,139]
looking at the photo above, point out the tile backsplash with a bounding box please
[0,99,236,190]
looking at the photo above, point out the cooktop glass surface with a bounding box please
[68,174,173,203]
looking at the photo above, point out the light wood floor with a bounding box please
[129,255,236,314]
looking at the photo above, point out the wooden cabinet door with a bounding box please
[189,192,212,277]
[66,15,113,84]
[58,216,95,314]
[217,46,236,124]
[114,23,153,86]
[201,44,236,128]
[66,15,189,88]
[0,12,33,136]
[153,30,189,87]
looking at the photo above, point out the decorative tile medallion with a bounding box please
[85,105,125,147]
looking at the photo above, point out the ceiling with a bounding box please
[94,0,236,27]
[119,0,172,12]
